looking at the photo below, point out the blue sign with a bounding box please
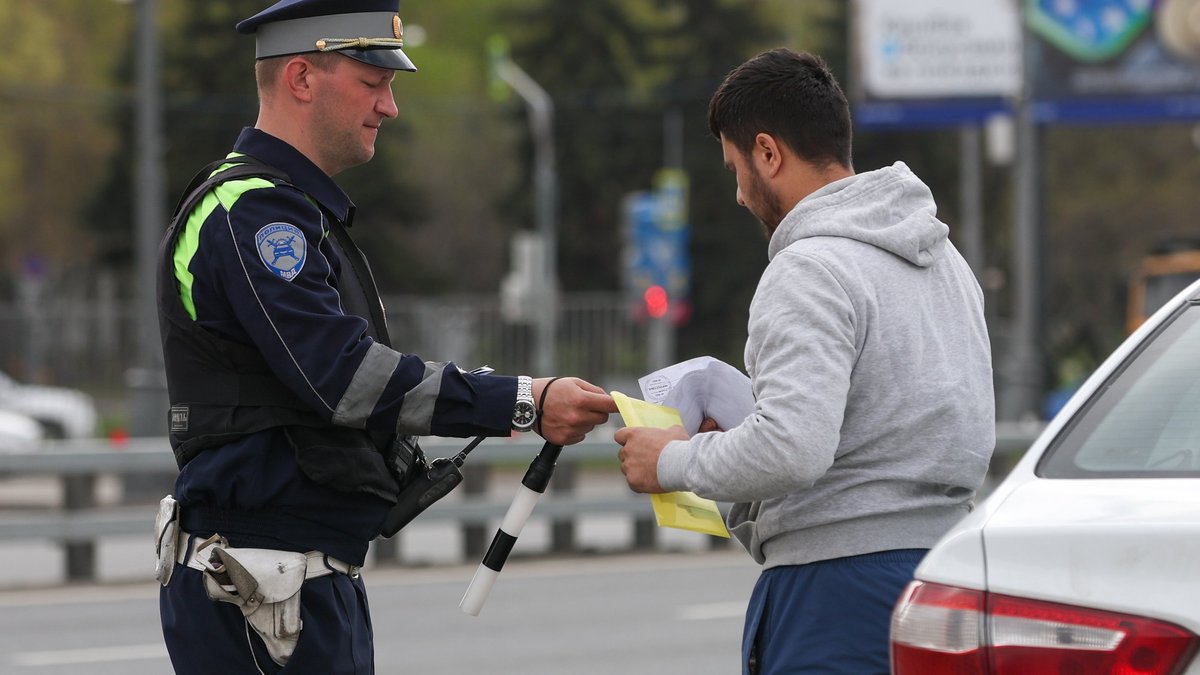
[623,185,690,305]
[1028,0,1155,63]
[855,99,1012,130]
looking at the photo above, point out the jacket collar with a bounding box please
[232,127,356,225]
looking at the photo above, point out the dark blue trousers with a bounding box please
[742,549,926,675]
[161,563,375,674]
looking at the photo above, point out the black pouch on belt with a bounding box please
[283,425,400,503]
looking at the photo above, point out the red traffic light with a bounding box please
[644,285,669,318]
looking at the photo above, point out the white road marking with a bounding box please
[0,582,159,608]
[676,601,746,621]
[0,551,755,608]
[9,643,167,666]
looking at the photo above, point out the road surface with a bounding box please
[0,550,759,675]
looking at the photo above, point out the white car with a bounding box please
[0,408,43,453]
[0,370,97,439]
[891,279,1200,674]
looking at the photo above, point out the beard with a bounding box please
[310,99,376,175]
[745,164,786,238]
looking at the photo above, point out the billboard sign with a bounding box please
[853,0,1020,127]
[852,0,1200,127]
[1028,0,1200,122]
[858,0,1021,99]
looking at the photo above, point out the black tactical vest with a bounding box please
[157,157,400,503]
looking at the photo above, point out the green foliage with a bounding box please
[495,0,775,366]
[1043,124,1200,360]
[83,1,264,274]
[354,0,527,292]
[0,0,129,280]
[9,0,1199,398]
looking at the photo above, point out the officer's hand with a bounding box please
[533,377,617,446]
[614,425,688,493]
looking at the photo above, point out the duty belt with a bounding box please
[176,531,361,579]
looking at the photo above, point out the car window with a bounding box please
[1039,303,1200,478]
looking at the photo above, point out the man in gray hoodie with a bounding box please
[615,49,994,674]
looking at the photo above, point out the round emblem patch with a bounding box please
[255,223,306,281]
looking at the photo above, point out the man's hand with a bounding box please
[614,425,689,493]
[533,377,618,446]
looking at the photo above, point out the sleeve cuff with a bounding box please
[656,439,691,492]
[472,373,517,432]
[428,371,516,437]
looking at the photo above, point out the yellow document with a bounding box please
[611,391,731,538]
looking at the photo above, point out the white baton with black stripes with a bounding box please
[460,442,563,616]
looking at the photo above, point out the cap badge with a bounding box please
[393,15,404,40]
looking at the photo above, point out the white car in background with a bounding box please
[890,279,1200,674]
[0,370,97,439]
[0,408,43,453]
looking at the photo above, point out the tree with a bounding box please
[357,0,528,293]
[1043,124,1200,358]
[0,0,130,290]
[496,0,773,364]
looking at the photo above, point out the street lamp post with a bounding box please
[998,3,1045,422]
[490,42,558,377]
[130,0,168,438]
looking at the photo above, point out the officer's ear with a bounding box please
[282,56,317,104]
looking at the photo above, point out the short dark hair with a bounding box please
[707,48,852,170]
[255,52,342,99]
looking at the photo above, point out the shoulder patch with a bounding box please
[255,223,307,281]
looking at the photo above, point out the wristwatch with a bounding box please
[512,375,537,432]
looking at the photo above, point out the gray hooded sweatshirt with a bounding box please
[657,162,995,568]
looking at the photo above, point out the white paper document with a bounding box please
[637,356,754,434]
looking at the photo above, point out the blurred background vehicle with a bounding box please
[1048,234,1200,419]
[1042,235,1200,421]
[0,369,97,439]
[890,277,1200,674]
[0,409,43,454]
[1126,235,1200,334]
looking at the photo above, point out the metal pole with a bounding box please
[998,8,1044,421]
[494,60,558,376]
[129,0,167,438]
[647,109,684,372]
[664,107,684,170]
[959,125,984,279]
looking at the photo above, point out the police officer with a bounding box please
[155,2,618,673]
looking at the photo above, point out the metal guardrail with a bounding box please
[0,423,1045,583]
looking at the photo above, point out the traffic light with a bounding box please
[644,285,669,319]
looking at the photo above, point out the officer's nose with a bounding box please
[378,86,399,119]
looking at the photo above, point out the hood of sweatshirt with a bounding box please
[767,161,948,267]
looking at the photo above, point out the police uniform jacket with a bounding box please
[159,128,516,565]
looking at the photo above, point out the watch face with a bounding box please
[513,400,537,431]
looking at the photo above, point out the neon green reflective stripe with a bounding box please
[173,165,276,320]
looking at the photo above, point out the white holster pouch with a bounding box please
[196,537,307,667]
[153,495,180,587]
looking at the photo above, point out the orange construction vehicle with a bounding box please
[1126,238,1200,334]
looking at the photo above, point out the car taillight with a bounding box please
[891,581,988,673]
[891,581,1200,675]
